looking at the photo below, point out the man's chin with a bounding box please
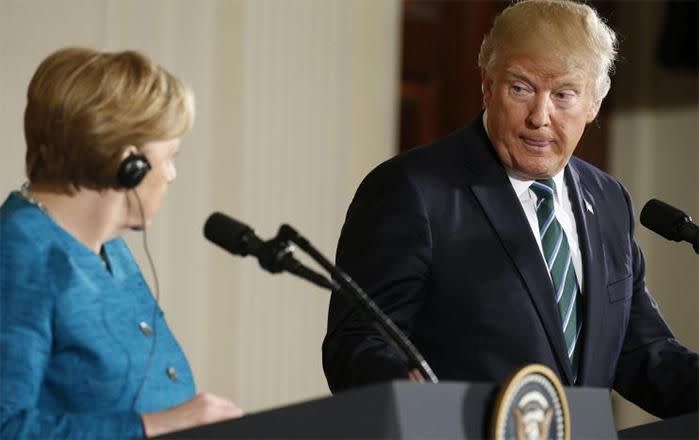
[511,161,563,180]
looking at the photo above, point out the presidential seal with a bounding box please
[491,364,570,440]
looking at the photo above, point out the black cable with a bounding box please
[130,189,161,410]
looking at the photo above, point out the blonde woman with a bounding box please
[0,47,241,438]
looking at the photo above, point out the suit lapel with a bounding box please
[462,122,574,384]
[564,162,607,385]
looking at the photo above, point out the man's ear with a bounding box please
[586,98,602,124]
[481,69,493,107]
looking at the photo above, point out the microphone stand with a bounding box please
[684,225,699,254]
[253,237,336,289]
[276,224,439,384]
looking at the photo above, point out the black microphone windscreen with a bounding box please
[204,212,254,256]
[640,199,690,241]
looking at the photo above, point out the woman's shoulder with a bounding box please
[1,192,67,293]
[0,196,59,322]
[1,192,53,253]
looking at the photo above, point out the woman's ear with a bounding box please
[120,145,139,160]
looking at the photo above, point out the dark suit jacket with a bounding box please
[323,115,698,418]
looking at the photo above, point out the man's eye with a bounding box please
[510,83,532,97]
[555,92,575,101]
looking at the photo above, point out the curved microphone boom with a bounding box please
[277,224,439,384]
[640,199,699,254]
[204,212,334,289]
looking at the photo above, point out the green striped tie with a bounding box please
[530,179,583,381]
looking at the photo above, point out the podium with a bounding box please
[161,380,619,438]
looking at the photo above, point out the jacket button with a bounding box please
[167,366,178,381]
[139,321,153,336]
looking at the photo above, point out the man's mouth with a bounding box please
[521,136,553,148]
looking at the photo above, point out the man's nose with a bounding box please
[526,94,552,128]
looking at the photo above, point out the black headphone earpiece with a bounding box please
[117,154,151,189]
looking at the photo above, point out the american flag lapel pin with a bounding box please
[585,199,594,215]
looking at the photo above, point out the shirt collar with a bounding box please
[509,170,566,204]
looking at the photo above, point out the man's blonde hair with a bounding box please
[24,47,195,193]
[478,0,617,102]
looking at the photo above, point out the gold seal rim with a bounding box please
[491,363,571,440]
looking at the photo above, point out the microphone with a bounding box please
[203,212,334,288]
[204,212,263,258]
[204,214,439,383]
[640,199,699,254]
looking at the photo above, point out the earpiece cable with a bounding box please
[130,189,161,410]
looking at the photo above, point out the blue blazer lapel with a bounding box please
[463,124,575,384]
[564,162,607,385]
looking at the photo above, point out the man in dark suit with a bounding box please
[323,0,698,418]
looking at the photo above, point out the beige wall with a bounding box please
[0,0,399,413]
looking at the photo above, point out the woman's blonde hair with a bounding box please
[24,47,195,193]
[478,0,618,102]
